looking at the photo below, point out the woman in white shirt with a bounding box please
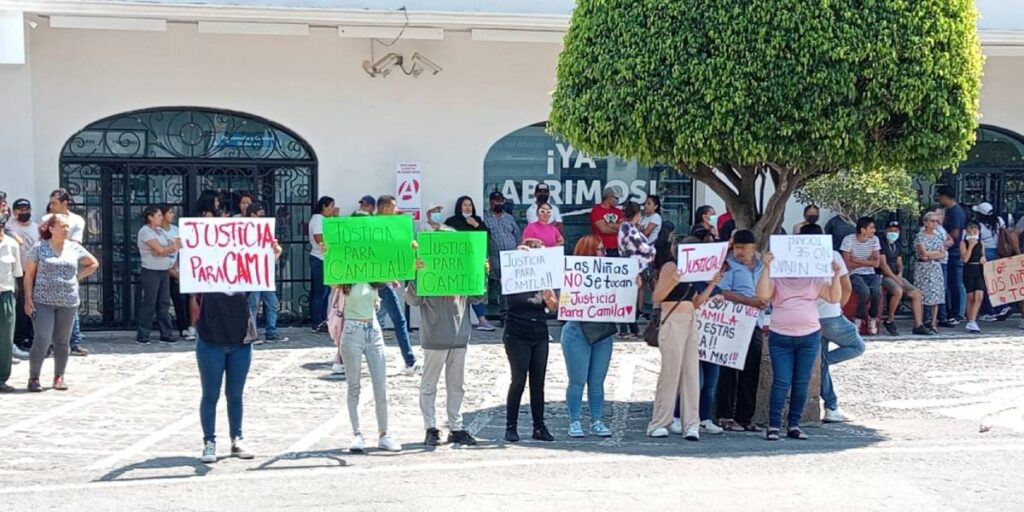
[640,195,663,244]
[136,206,179,344]
[309,196,336,332]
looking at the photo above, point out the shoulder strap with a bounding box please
[659,300,685,326]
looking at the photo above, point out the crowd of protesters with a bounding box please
[2,182,1022,463]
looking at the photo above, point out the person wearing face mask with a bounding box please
[8,199,37,355]
[691,205,719,239]
[961,222,987,334]
[525,184,563,232]
[793,205,821,236]
[444,196,497,332]
[482,191,521,318]
[877,220,929,335]
[424,203,449,232]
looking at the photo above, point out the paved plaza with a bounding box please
[1,321,1023,511]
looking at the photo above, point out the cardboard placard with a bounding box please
[983,254,1024,307]
[557,256,639,322]
[696,299,760,370]
[415,231,488,296]
[323,215,415,284]
[499,247,564,294]
[676,242,729,282]
[179,217,276,293]
[770,235,833,277]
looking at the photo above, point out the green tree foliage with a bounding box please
[795,168,920,223]
[550,0,982,243]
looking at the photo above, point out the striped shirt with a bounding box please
[840,234,881,276]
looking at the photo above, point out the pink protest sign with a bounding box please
[983,254,1024,307]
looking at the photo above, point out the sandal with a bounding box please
[787,427,808,440]
[719,419,745,432]
[766,428,780,441]
[742,423,763,433]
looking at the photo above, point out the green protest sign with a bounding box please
[416,231,488,296]
[323,215,415,284]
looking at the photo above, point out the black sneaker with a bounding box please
[912,325,933,336]
[996,307,1014,321]
[928,326,940,335]
[424,428,441,446]
[0,382,15,393]
[504,426,519,443]
[882,321,899,336]
[160,337,178,344]
[265,334,289,343]
[448,430,478,446]
[532,426,554,442]
[136,338,150,345]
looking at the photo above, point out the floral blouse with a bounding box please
[617,221,656,270]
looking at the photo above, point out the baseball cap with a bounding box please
[12,199,30,209]
[489,191,505,201]
[427,202,444,212]
[536,183,550,192]
[885,220,901,229]
[602,186,619,199]
[360,195,377,207]
[972,202,994,215]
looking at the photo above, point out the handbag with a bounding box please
[643,301,684,347]
[243,312,259,344]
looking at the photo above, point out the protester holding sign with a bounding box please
[522,203,565,248]
[503,242,560,443]
[374,195,421,374]
[195,292,256,464]
[647,235,722,442]
[136,206,179,344]
[445,196,497,332]
[340,282,401,453]
[756,252,843,441]
[559,235,616,438]
[308,196,336,333]
[714,230,767,433]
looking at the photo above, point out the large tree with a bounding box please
[795,167,920,224]
[550,0,982,244]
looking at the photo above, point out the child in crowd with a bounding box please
[961,222,986,333]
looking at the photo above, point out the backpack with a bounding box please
[997,226,1021,258]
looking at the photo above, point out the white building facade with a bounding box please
[0,0,1021,327]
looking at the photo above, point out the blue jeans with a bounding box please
[471,303,488,323]
[676,361,721,421]
[196,337,252,443]
[819,316,865,411]
[376,285,416,367]
[309,255,330,326]
[849,273,882,320]
[946,257,966,319]
[247,291,279,337]
[768,330,821,429]
[70,312,81,348]
[560,321,613,424]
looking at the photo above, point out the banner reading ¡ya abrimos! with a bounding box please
[557,256,639,322]
[323,215,415,284]
[415,231,488,296]
[179,217,276,293]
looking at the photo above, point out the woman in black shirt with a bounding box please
[503,246,559,442]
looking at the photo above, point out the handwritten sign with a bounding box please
[770,235,832,277]
[695,299,760,370]
[179,217,276,293]
[677,242,728,282]
[415,231,488,296]
[499,247,564,294]
[983,254,1024,307]
[323,215,415,284]
[557,256,639,322]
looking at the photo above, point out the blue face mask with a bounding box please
[886,232,899,243]
[429,212,444,224]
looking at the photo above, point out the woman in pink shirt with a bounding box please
[756,251,842,441]
[522,203,564,248]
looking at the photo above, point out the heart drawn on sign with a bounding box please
[624,305,633,315]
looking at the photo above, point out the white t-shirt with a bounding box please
[43,211,86,243]
[138,225,175,271]
[165,224,180,266]
[840,233,881,276]
[640,213,663,244]
[309,214,325,260]
[8,220,38,263]
[817,251,848,319]
[525,203,563,224]
[979,218,1005,249]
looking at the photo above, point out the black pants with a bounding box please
[137,268,174,340]
[169,276,190,332]
[715,331,763,425]
[14,277,34,349]
[504,338,549,429]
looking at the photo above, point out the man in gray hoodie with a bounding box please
[405,280,484,446]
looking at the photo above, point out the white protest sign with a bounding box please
[396,162,422,221]
[558,256,639,322]
[676,242,729,282]
[769,235,832,277]
[695,299,760,370]
[179,217,277,293]
[499,247,564,294]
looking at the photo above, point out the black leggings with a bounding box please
[504,338,549,429]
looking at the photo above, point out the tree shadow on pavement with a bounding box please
[96,456,213,482]
[460,400,885,459]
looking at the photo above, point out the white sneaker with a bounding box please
[823,407,850,423]
[700,419,724,435]
[401,363,423,376]
[979,314,997,322]
[331,362,346,375]
[853,318,864,332]
[231,438,254,459]
[186,327,198,341]
[965,321,981,333]
[12,346,29,359]
[684,426,700,441]
[200,441,217,463]
[349,434,365,453]
[868,318,879,335]
[475,322,497,332]
[378,435,402,452]
[648,427,670,438]
[669,418,683,435]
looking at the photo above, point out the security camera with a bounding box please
[361,53,403,78]
[409,53,443,76]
